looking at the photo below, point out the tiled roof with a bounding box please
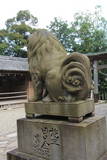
[0,52,107,72]
[0,56,29,72]
[86,51,107,57]
[86,51,107,60]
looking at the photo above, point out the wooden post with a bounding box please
[93,60,99,102]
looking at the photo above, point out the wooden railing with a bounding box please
[99,90,107,100]
[0,91,27,100]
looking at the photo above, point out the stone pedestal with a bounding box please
[25,99,94,122]
[8,116,107,160]
[7,149,107,160]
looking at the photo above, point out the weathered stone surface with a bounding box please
[99,152,107,160]
[17,116,107,160]
[7,149,42,160]
[25,99,94,119]
[7,149,107,160]
[28,29,92,102]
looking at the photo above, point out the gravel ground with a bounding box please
[0,104,25,160]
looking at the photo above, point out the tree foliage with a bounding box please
[0,10,38,57]
[47,17,73,52]
[47,6,107,53]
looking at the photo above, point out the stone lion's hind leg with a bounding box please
[30,72,43,101]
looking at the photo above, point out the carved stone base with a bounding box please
[7,149,39,160]
[7,149,107,160]
[68,116,83,122]
[25,99,94,122]
[7,116,107,160]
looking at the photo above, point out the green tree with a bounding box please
[71,6,107,53]
[0,10,38,57]
[0,29,9,54]
[47,17,73,52]
[47,6,107,53]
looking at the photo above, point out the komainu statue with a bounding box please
[28,29,92,102]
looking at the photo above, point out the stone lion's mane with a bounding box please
[28,29,66,60]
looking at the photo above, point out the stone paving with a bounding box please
[0,102,107,160]
[0,104,25,160]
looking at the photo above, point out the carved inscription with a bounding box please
[32,126,60,159]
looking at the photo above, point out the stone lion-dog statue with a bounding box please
[28,29,92,102]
